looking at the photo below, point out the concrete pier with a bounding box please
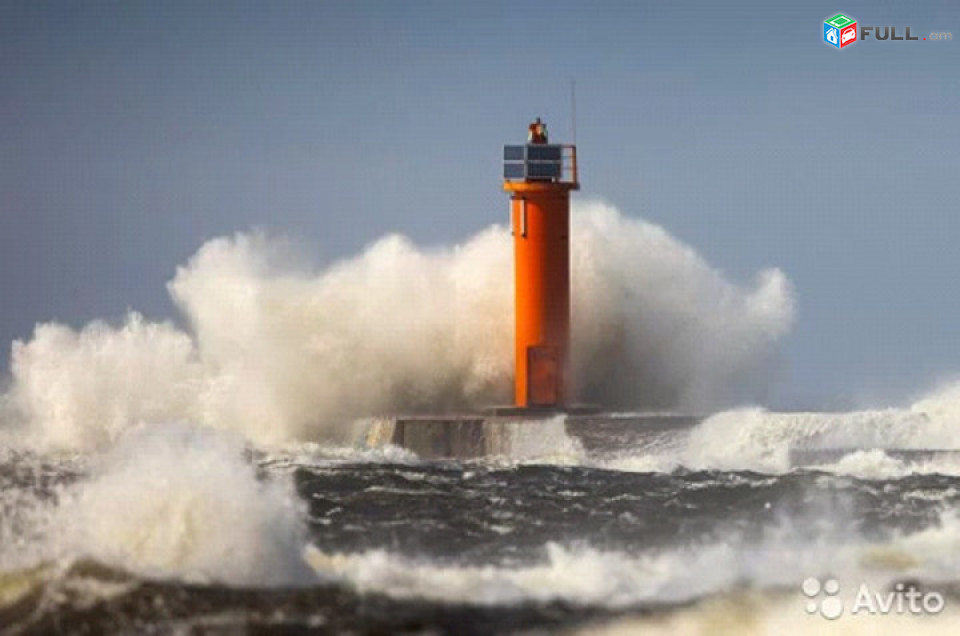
[365,413,704,460]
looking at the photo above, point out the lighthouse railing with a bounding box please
[562,145,578,186]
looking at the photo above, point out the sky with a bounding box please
[1,0,958,409]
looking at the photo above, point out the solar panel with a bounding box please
[503,145,525,161]
[526,145,562,161]
[527,162,561,178]
[503,144,566,182]
[503,164,526,179]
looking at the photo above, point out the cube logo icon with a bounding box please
[825,13,857,49]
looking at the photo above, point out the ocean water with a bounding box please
[4,410,960,634]
[2,203,959,634]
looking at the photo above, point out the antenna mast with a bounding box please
[570,80,577,145]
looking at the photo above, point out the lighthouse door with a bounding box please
[527,346,559,407]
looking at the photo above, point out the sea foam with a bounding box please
[51,424,315,586]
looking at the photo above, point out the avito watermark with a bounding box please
[803,577,945,620]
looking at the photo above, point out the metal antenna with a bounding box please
[570,79,577,145]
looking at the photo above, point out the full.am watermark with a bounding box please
[802,577,946,620]
[823,12,952,49]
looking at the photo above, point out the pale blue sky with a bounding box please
[1,1,958,407]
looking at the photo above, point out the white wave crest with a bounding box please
[51,424,315,586]
[304,508,960,609]
[2,202,793,451]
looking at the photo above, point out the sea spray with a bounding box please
[681,406,960,474]
[570,204,792,410]
[6,317,202,450]
[2,202,794,451]
[52,424,314,586]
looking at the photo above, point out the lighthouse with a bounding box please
[503,119,579,408]
[368,123,705,458]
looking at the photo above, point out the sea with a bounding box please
[4,408,960,634]
[3,204,960,634]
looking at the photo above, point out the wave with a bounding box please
[305,509,960,609]
[0,424,315,587]
[573,387,960,476]
[0,202,792,452]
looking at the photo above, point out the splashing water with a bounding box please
[6,204,960,635]
[1,202,793,452]
[2,424,315,587]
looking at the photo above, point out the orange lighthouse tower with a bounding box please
[503,119,579,409]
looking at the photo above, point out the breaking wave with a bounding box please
[0,424,315,587]
[305,508,960,608]
[0,201,793,451]
[587,386,960,476]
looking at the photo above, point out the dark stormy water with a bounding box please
[0,202,808,633]
[4,410,960,635]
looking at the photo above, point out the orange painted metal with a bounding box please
[504,167,578,408]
